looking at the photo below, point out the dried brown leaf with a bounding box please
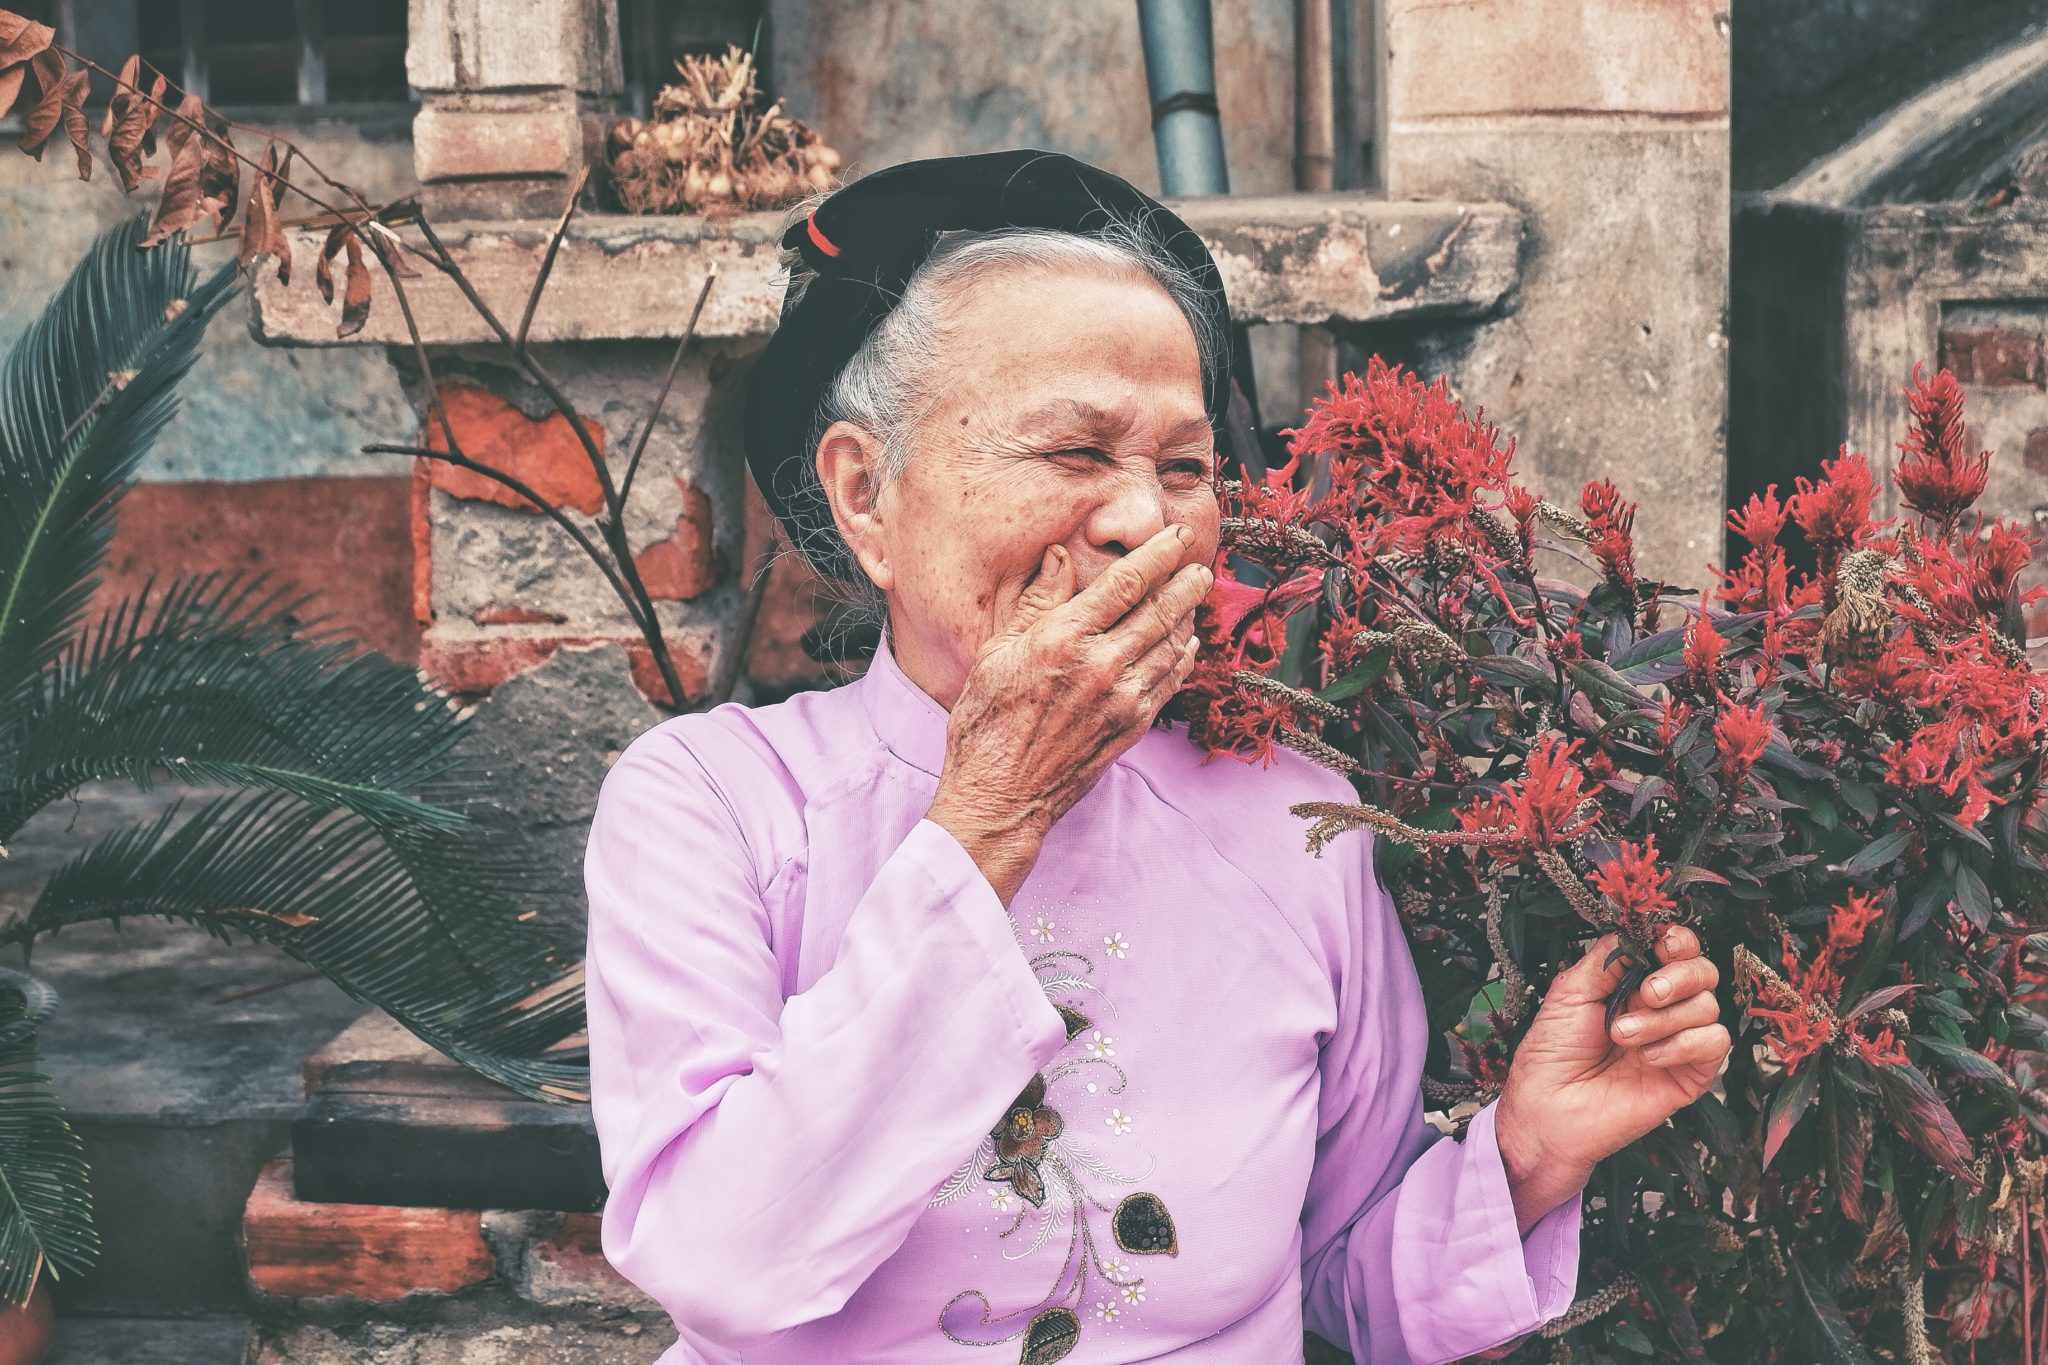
[314,221,351,304]
[237,142,292,283]
[0,63,24,123]
[102,54,158,193]
[16,50,71,160]
[140,95,210,246]
[339,231,372,337]
[0,12,54,68]
[197,118,237,227]
[141,71,166,157]
[59,60,88,179]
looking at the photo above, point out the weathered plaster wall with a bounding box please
[1380,0,1733,591]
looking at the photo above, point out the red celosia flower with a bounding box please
[1713,698,1770,784]
[1682,609,1724,695]
[1749,999,1835,1075]
[1588,835,1675,932]
[1966,521,2036,617]
[1787,450,1882,561]
[1726,484,1789,549]
[1847,1022,1908,1068]
[1502,738,1599,846]
[1581,478,1640,598]
[1824,890,1886,959]
[1894,365,1990,526]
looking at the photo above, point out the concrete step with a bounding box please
[46,1314,246,1365]
[1,783,383,1316]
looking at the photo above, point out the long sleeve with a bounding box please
[583,719,1070,1358]
[1298,826,1582,1364]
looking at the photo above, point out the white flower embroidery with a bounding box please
[1102,1258,1131,1280]
[1085,1030,1116,1059]
[1103,931,1130,959]
[1096,1301,1121,1324]
[1120,1282,1146,1306]
[990,1190,1016,1214]
[1031,915,1055,944]
[1106,1108,1133,1135]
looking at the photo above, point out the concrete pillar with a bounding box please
[1378,0,1732,589]
[407,0,624,220]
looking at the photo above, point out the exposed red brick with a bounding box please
[243,1159,493,1303]
[420,631,705,708]
[633,478,721,601]
[1939,327,2045,389]
[2025,430,2048,476]
[740,480,835,690]
[422,382,606,517]
[625,638,708,709]
[470,603,569,626]
[94,477,418,664]
[409,461,434,627]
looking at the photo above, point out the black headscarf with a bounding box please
[741,148,1246,583]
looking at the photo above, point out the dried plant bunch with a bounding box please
[1179,357,2048,1360]
[607,44,842,216]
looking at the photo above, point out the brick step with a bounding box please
[243,1159,674,1364]
[292,1011,601,1212]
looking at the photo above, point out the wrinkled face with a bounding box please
[817,266,1222,706]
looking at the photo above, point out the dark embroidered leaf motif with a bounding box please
[1113,1191,1178,1257]
[1056,1004,1091,1041]
[1008,1158,1046,1207]
[1020,1307,1079,1365]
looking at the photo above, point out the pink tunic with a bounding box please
[584,636,1581,1363]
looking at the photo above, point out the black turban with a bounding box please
[741,148,1246,583]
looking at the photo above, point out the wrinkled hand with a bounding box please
[1493,926,1730,1233]
[926,525,1210,903]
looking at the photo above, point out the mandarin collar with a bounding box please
[856,633,950,776]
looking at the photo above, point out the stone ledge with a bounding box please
[251,194,1525,346]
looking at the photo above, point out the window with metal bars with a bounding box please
[29,0,408,110]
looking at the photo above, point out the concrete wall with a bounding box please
[1378,0,1732,590]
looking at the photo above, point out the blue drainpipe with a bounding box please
[1136,0,1230,196]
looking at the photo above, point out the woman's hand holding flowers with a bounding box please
[926,525,1211,904]
[1492,925,1730,1235]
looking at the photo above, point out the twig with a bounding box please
[516,164,592,351]
[363,443,643,625]
[619,271,718,506]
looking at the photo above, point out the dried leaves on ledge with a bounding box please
[607,45,841,217]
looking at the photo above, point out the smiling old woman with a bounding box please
[584,150,1731,1365]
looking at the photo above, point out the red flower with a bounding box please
[1894,365,1990,525]
[1788,450,1881,559]
[1824,890,1886,959]
[1502,738,1599,846]
[1726,484,1789,549]
[1847,1021,1908,1068]
[1713,698,1770,784]
[1682,609,1724,695]
[1588,835,1676,931]
[1582,478,1640,597]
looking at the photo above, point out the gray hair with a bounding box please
[771,194,1226,616]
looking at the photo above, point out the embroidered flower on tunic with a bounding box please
[1096,1301,1121,1324]
[990,1190,1017,1215]
[1120,1282,1146,1306]
[1106,1108,1133,1135]
[1102,931,1130,958]
[1032,915,1056,943]
[984,1074,1064,1208]
[1085,1030,1116,1058]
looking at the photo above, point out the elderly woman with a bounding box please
[584,150,1730,1365]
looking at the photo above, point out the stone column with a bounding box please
[407,0,623,220]
[1378,0,1732,589]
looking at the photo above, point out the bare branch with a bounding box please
[517,164,591,351]
[620,270,718,506]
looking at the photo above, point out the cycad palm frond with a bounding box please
[5,573,471,843]
[24,791,586,1100]
[0,1013,96,1306]
[0,216,238,712]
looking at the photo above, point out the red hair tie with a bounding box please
[805,211,841,259]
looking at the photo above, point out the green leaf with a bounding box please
[1840,828,1912,877]
[1764,1061,1822,1169]
[1952,862,1992,930]
[1316,646,1390,703]
[1787,1256,1876,1364]
[1911,1035,2016,1091]
[0,1021,95,1308]
[1609,1321,1655,1354]
[1872,1059,1978,1181]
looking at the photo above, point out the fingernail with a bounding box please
[1615,1016,1642,1040]
[1173,524,1192,544]
[1664,927,1684,952]
[1641,1043,1665,1062]
[1650,976,1673,1001]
